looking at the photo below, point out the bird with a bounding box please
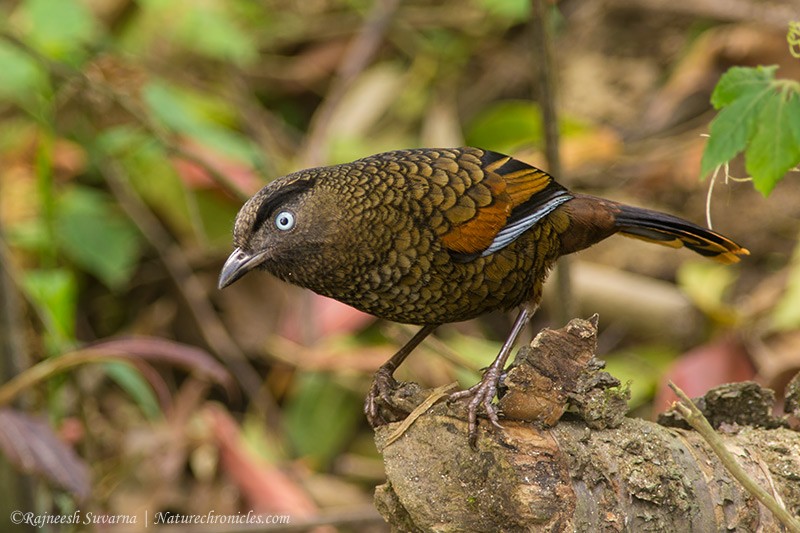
[218,147,748,441]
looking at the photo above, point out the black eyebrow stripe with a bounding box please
[252,178,315,233]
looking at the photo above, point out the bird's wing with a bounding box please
[442,151,572,261]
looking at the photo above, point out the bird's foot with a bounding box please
[364,366,398,428]
[449,366,503,446]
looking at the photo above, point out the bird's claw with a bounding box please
[364,367,397,427]
[450,366,504,446]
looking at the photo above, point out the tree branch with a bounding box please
[373,318,800,531]
[669,382,800,533]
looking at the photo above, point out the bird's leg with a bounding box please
[365,323,439,427]
[450,304,537,444]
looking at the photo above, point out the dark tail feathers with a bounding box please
[614,204,749,264]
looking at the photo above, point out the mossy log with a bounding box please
[372,318,800,532]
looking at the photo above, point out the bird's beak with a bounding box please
[218,247,267,289]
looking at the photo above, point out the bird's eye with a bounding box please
[274,210,296,231]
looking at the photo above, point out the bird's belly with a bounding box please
[317,244,552,325]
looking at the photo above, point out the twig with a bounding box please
[668,382,800,532]
[386,324,481,372]
[605,0,796,29]
[0,238,30,387]
[531,0,574,322]
[0,351,133,408]
[0,185,37,514]
[701,134,753,230]
[100,160,264,403]
[0,32,74,79]
[383,382,457,447]
[299,0,401,167]
[229,74,299,173]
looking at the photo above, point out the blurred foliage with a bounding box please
[677,261,740,325]
[0,0,797,528]
[1,0,560,522]
[603,344,677,411]
[770,242,800,332]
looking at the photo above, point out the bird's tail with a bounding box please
[613,203,749,264]
[556,194,749,264]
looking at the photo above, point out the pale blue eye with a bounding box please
[275,211,295,231]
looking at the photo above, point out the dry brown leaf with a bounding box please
[0,409,91,501]
[752,331,800,394]
[84,336,234,392]
[654,337,755,413]
[171,137,263,194]
[279,292,375,343]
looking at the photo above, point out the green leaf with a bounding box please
[193,190,242,246]
[710,65,776,109]
[475,0,531,21]
[102,362,161,419]
[176,3,258,66]
[603,345,677,410]
[132,0,257,66]
[19,0,98,62]
[190,126,261,166]
[677,261,738,324]
[283,373,362,466]
[5,218,49,253]
[0,42,46,104]
[56,187,142,290]
[143,81,204,135]
[745,91,800,196]
[96,127,195,239]
[771,235,800,331]
[791,91,800,146]
[446,332,498,368]
[771,246,800,331]
[699,87,771,178]
[21,269,77,348]
[466,101,543,154]
[94,125,151,156]
[143,81,260,164]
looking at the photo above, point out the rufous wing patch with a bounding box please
[440,171,511,255]
[442,152,564,254]
[440,152,568,257]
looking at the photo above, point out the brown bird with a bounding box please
[218,147,748,440]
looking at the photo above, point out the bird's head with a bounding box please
[218,173,333,289]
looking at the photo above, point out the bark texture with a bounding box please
[373,318,800,532]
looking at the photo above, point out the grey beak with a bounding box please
[218,247,267,289]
